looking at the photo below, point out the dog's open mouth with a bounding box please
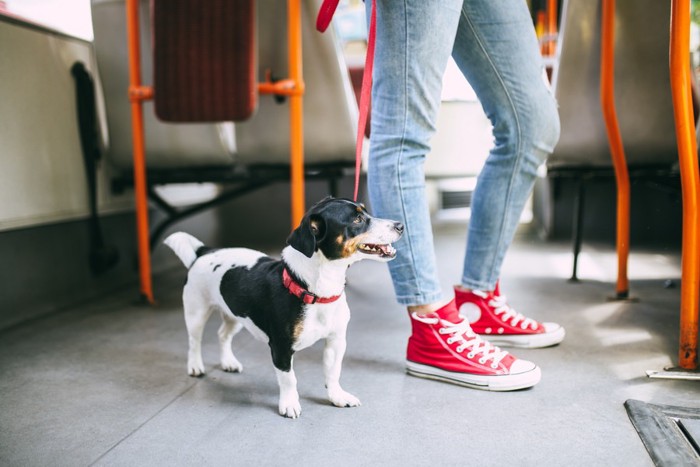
[358,243,396,258]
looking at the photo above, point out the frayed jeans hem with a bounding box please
[395,291,444,308]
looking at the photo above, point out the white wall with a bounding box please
[0,17,133,232]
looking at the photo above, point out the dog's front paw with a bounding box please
[221,355,243,373]
[278,396,302,419]
[328,388,361,408]
[188,360,205,377]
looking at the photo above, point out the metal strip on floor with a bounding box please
[624,399,700,466]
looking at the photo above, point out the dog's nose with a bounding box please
[394,222,404,234]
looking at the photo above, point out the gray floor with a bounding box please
[1,220,698,466]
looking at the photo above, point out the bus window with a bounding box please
[2,0,93,41]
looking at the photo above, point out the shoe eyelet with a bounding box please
[467,352,475,359]
[478,358,486,364]
[491,363,498,369]
[438,328,447,334]
[446,337,455,344]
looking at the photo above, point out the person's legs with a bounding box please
[367,0,542,389]
[367,0,462,308]
[450,0,564,348]
[451,0,561,290]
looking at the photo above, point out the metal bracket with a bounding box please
[646,367,700,381]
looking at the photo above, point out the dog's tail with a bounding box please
[163,232,205,269]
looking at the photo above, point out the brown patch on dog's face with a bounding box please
[341,233,370,258]
[342,240,356,258]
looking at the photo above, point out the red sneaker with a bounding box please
[406,300,541,391]
[454,282,565,349]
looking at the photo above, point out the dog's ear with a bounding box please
[287,214,326,258]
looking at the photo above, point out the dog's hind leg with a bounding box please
[183,292,214,377]
[218,312,243,373]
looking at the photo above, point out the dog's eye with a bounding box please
[353,215,364,224]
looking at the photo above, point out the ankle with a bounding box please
[407,299,451,317]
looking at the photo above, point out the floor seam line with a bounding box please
[88,380,200,465]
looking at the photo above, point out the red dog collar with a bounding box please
[282,268,342,305]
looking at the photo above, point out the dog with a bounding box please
[164,197,403,418]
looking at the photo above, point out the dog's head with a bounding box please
[287,197,403,263]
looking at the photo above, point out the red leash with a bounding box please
[317,0,376,202]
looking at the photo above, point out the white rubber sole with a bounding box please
[406,360,541,392]
[478,324,566,349]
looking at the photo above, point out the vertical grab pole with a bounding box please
[125,0,155,304]
[546,0,558,57]
[600,0,630,299]
[670,0,699,370]
[288,0,305,228]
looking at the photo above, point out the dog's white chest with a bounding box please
[293,301,349,351]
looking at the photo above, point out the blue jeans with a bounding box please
[367,0,560,305]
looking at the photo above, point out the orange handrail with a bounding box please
[600,0,630,299]
[126,0,155,304]
[669,0,699,370]
[258,79,305,97]
[287,0,305,228]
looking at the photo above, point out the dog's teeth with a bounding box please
[359,243,396,255]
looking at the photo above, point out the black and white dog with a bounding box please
[164,197,403,418]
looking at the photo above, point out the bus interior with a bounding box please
[1,0,699,465]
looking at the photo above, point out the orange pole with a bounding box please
[670,0,699,370]
[125,0,155,304]
[600,0,630,299]
[546,0,558,57]
[536,11,547,55]
[288,0,305,228]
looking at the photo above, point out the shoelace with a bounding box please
[414,313,509,368]
[474,290,538,330]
